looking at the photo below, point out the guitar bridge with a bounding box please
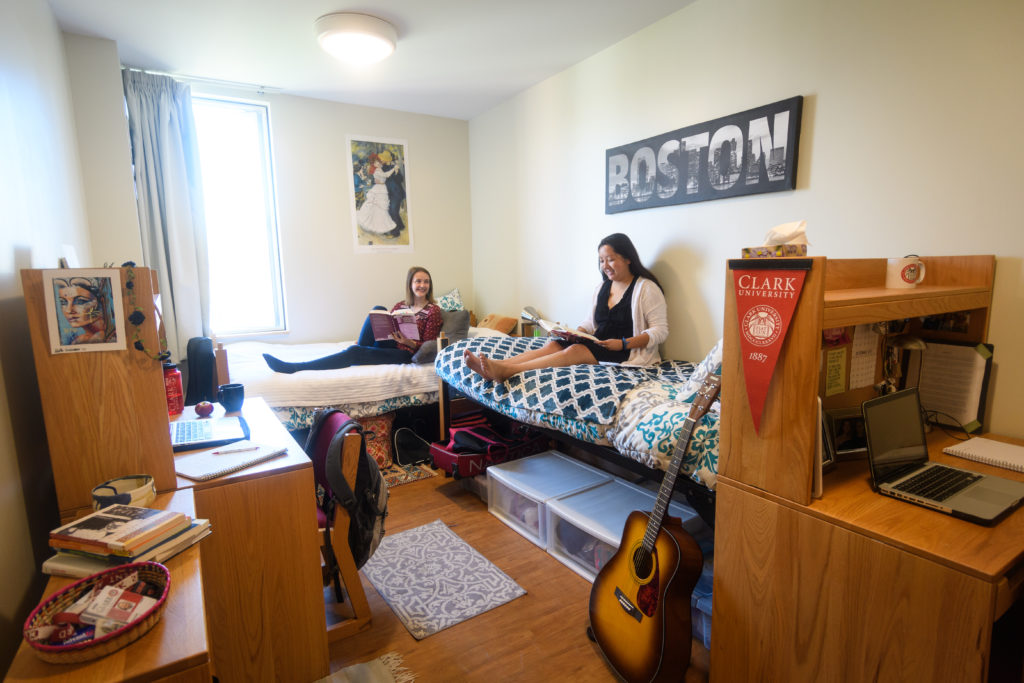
[614,586,642,623]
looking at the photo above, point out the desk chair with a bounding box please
[304,411,373,641]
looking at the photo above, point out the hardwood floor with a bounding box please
[327,471,710,682]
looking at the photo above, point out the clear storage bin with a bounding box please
[487,450,611,547]
[545,477,708,582]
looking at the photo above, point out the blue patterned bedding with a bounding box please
[435,336,722,490]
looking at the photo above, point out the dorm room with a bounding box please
[6,0,1024,681]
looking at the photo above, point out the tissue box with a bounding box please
[741,244,808,258]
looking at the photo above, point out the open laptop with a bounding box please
[862,388,1024,525]
[170,416,250,452]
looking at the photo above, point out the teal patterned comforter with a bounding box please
[435,337,722,490]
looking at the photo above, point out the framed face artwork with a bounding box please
[42,269,127,354]
[347,136,412,253]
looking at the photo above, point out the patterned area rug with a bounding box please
[379,462,437,488]
[362,519,526,639]
[316,651,415,683]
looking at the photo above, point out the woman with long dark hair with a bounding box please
[465,233,668,382]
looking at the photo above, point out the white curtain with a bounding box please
[122,69,209,361]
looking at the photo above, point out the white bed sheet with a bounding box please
[222,340,439,408]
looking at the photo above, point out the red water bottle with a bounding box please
[163,362,184,417]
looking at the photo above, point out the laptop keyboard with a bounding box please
[892,465,981,501]
[173,420,212,444]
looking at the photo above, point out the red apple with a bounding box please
[195,401,214,417]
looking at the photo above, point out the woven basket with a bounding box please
[23,561,170,664]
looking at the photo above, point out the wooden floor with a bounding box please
[327,471,710,682]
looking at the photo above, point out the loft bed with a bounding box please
[209,315,510,432]
[434,335,722,526]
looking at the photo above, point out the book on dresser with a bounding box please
[49,504,191,556]
[43,518,212,578]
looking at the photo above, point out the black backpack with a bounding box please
[304,409,388,570]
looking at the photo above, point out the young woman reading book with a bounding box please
[263,266,443,373]
[465,233,668,382]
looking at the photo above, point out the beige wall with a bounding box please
[0,0,90,669]
[469,0,1024,438]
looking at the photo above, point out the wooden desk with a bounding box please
[173,397,328,682]
[712,431,1024,682]
[6,490,209,683]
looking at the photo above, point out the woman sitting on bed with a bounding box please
[263,266,443,374]
[465,233,668,382]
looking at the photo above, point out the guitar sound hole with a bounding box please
[631,547,653,580]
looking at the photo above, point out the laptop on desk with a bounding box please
[862,388,1024,526]
[170,416,250,452]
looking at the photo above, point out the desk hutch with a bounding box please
[711,255,1024,681]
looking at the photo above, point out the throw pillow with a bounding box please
[437,288,465,312]
[357,412,396,469]
[411,309,471,364]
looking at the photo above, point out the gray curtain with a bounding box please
[122,69,209,361]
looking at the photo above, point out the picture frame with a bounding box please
[820,409,837,472]
[825,406,868,459]
[42,268,127,354]
[347,135,412,253]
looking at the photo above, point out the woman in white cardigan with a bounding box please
[465,233,668,382]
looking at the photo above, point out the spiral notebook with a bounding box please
[174,440,287,481]
[944,437,1024,473]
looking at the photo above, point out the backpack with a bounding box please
[304,409,388,569]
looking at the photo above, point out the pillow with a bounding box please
[469,326,509,338]
[476,314,518,335]
[411,309,471,364]
[437,288,465,312]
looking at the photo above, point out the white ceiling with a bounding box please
[48,0,693,120]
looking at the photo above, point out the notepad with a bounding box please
[174,440,287,481]
[943,437,1024,473]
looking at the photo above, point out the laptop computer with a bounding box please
[170,416,250,452]
[862,388,1024,525]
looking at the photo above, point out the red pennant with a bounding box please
[733,268,807,433]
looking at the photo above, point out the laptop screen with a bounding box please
[862,388,930,487]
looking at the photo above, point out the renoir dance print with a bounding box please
[42,269,127,354]
[606,96,803,213]
[348,136,412,253]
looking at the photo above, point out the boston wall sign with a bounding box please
[605,96,803,214]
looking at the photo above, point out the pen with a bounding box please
[212,446,259,455]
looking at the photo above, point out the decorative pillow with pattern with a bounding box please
[437,288,465,312]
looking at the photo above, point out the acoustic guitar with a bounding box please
[588,374,721,683]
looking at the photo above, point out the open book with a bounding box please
[369,309,420,342]
[520,307,600,344]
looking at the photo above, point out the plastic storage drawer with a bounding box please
[545,477,708,582]
[487,450,611,547]
[691,556,713,649]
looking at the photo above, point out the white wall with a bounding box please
[469,0,1024,438]
[0,0,90,669]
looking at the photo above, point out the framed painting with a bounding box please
[347,136,412,252]
[42,268,127,354]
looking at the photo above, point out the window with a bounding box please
[192,96,286,335]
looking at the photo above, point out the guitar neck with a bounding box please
[641,415,697,550]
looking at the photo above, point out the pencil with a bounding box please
[212,446,259,455]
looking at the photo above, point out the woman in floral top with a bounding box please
[263,266,442,373]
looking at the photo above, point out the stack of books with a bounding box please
[43,504,211,579]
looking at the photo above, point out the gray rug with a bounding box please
[361,519,526,639]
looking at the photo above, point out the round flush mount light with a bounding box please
[315,12,397,66]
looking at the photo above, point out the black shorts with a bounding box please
[552,337,629,364]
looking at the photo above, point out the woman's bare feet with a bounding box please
[480,355,514,382]
[464,350,487,378]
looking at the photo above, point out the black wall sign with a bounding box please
[605,95,803,214]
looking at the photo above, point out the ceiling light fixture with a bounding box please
[315,12,396,67]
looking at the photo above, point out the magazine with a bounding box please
[368,309,420,342]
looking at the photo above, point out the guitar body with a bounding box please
[589,510,704,683]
